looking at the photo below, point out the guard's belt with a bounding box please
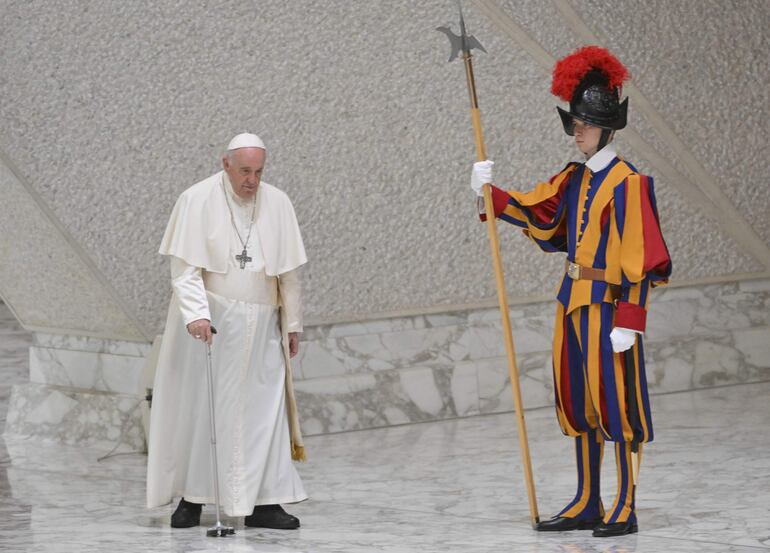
[565,261,606,281]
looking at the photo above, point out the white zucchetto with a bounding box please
[227,133,265,151]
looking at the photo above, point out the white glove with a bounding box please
[471,160,494,196]
[610,327,637,353]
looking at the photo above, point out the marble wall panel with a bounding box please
[292,278,770,433]
[33,333,151,357]
[294,366,462,435]
[3,383,145,451]
[475,352,554,415]
[29,347,145,395]
[294,301,558,380]
[3,279,769,446]
[0,303,33,429]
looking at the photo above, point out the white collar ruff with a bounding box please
[585,144,617,173]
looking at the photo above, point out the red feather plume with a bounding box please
[551,46,630,102]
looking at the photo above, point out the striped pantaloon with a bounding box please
[551,302,653,523]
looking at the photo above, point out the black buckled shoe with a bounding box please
[170,498,202,528]
[536,515,603,532]
[592,518,638,537]
[244,504,300,529]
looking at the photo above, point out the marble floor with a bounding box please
[1,303,769,552]
[0,380,767,553]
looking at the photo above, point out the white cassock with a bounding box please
[146,171,308,515]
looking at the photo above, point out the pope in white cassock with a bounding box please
[147,133,308,530]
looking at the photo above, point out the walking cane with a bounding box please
[204,326,235,537]
[438,1,540,527]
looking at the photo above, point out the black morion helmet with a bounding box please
[551,46,630,136]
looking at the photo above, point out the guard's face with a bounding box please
[573,119,603,157]
[222,147,266,199]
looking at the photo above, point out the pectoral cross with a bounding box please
[235,248,252,269]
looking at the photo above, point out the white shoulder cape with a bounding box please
[159,172,307,276]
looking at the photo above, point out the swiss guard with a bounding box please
[470,46,671,537]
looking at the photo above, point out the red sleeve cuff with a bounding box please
[615,302,647,332]
[479,185,510,222]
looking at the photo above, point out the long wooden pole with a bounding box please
[462,49,540,527]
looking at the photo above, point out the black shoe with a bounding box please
[170,498,202,528]
[536,515,603,532]
[592,518,638,537]
[244,504,300,529]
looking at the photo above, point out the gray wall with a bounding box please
[1,0,768,339]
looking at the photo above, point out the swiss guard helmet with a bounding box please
[551,46,630,149]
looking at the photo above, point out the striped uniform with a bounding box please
[482,151,670,523]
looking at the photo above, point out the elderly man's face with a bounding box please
[222,147,266,199]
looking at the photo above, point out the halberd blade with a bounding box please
[436,26,463,62]
[466,35,487,55]
[436,0,487,63]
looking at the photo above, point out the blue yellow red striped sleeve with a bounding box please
[479,163,579,253]
[613,174,671,332]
